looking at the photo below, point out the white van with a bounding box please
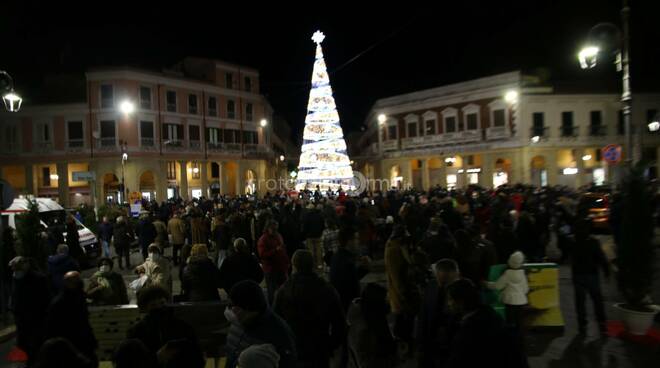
[1,198,99,258]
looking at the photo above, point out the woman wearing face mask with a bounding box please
[135,244,173,295]
[86,258,129,305]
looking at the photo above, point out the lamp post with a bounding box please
[577,0,634,163]
[1,71,22,112]
[121,141,128,204]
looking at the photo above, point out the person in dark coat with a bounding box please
[446,279,527,368]
[219,238,264,292]
[182,244,222,302]
[46,244,80,292]
[257,220,289,305]
[136,212,157,260]
[113,216,133,269]
[417,259,460,368]
[34,337,94,368]
[65,215,84,263]
[224,280,297,368]
[9,256,51,367]
[45,271,98,365]
[330,227,370,311]
[274,250,347,368]
[98,216,114,258]
[128,286,199,355]
[417,218,456,265]
[571,219,610,336]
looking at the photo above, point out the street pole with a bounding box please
[621,0,635,164]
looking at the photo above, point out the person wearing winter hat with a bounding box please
[488,251,529,331]
[224,280,297,368]
[238,344,280,368]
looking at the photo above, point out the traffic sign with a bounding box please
[72,171,96,181]
[602,144,622,164]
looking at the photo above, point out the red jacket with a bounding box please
[257,232,290,274]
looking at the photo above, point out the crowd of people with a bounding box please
[4,182,638,368]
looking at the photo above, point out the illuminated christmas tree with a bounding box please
[297,30,354,191]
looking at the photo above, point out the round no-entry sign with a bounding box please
[602,144,622,164]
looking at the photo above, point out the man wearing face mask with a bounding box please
[9,256,51,367]
[86,258,129,305]
[224,280,297,368]
[135,244,172,294]
[45,271,98,365]
[128,286,198,355]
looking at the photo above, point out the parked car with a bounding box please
[1,198,100,258]
[580,192,610,231]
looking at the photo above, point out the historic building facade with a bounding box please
[352,71,660,190]
[0,58,294,206]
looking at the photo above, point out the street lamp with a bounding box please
[1,71,22,112]
[120,141,128,203]
[279,155,285,162]
[531,136,540,143]
[576,0,634,163]
[648,112,660,132]
[377,114,387,125]
[582,154,592,161]
[504,90,518,104]
[260,119,268,127]
[119,99,135,115]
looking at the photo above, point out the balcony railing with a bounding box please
[1,142,19,154]
[589,124,607,136]
[486,125,509,140]
[34,141,53,154]
[66,139,85,153]
[189,140,201,151]
[530,126,548,138]
[140,137,158,152]
[560,126,578,138]
[381,140,398,151]
[96,138,117,152]
[164,140,185,152]
[207,142,223,153]
[225,143,241,152]
[461,129,480,142]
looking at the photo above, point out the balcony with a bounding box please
[207,142,223,153]
[66,139,85,153]
[486,125,509,140]
[381,140,398,151]
[189,140,201,151]
[560,126,578,139]
[530,127,548,139]
[1,142,19,154]
[461,129,480,142]
[401,135,442,149]
[225,143,241,152]
[34,141,53,154]
[589,124,607,137]
[96,138,117,152]
[164,140,186,152]
[140,137,158,152]
[443,132,460,143]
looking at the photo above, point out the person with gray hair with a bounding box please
[47,243,80,292]
[417,258,461,367]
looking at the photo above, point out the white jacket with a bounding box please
[489,251,529,306]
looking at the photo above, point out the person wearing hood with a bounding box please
[488,251,529,331]
[9,256,51,367]
[45,271,98,365]
[182,244,222,302]
[135,244,172,294]
[86,258,129,306]
[47,244,80,292]
[224,280,297,368]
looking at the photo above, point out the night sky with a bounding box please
[2,1,659,142]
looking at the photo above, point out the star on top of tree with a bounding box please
[311,30,325,44]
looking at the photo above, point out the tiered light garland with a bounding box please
[297,31,353,190]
